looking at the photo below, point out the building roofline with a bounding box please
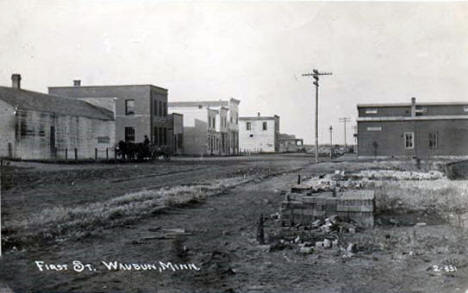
[48,84,168,92]
[239,115,279,121]
[169,98,240,107]
[357,101,468,108]
[0,87,114,121]
[357,115,468,122]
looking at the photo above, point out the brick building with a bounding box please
[49,81,169,146]
[0,75,115,160]
[239,113,280,153]
[357,97,468,158]
[168,98,240,156]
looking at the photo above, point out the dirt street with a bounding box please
[1,154,468,292]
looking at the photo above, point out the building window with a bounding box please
[464,106,468,112]
[125,127,135,142]
[159,101,163,116]
[154,99,158,116]
[246,122,251,130]
[367,126,382,131]
[429,131,438,149]
[263,122,267,131]
[213,117,216,128]
[154,127,159,145]
[98,136,110,144]
[38,125,45,137]
[163,128,167,145]
[404,132,414,149]
[177,133,183,148]
[125,99,135,115]
[415,107,426,116]
[365,109,378,114]
[163,102,167,117]
[159,127,163,146]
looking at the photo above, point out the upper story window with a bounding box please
[125,99,135,115]
[212,117,216,128]
[153,99,158,116]
[163,102,167,117]
[365,109,378,114]
[404,132,414,149]
[246,122,251,130]
[159,101,163,116]
[464,106,468,112]
[263,122,267,131]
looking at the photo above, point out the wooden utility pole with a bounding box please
[329,125,333,159]
[302,69,333,163]
[339,117,351,149]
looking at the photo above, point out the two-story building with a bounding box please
[239,113,280,153]
[168,98,240,156]
[357,97,468,158]
[49,81,169,147]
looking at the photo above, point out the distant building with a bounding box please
[239,113,280,153]
[168,113,184,155]
[279,133,304,152]
[49,81,169,146]
[168,98,240,156]
[0,74,115,160]
[357,97,468,158]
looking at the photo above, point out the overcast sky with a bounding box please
[1,1,468,144]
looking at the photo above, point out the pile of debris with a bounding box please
[265,214,360,256]
[261,170,380,257]
[291,171,366,194]
[291,169,445,195]
[281,189,375,228]
[351,169,444,181]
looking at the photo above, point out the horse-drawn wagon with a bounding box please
[115,140,170,161]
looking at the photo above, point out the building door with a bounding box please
[50,126,56,157]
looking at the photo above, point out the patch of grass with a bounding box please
[3,176,253,249]
[374,179,468,220]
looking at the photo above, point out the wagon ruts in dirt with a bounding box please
[115,140,171,161]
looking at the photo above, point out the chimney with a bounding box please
[11,74,21,89]
[257,112,261,117]
[73,80,81,87]
[411,97,416,117]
